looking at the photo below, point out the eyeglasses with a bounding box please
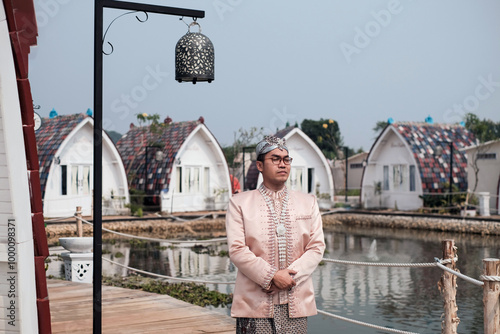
[266,156,293,165]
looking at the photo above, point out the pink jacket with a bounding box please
[225,188,325,318]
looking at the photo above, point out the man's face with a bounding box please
[256,148,291,187]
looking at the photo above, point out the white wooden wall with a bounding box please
[0,2,38,332]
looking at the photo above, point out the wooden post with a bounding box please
[438,239,460,334]
[483,258,500,334]
[75,206,83,237]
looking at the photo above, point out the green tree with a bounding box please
[372,120,389,137]
[222,127,263,166]
[107,130,122,144]
[222,127,264,191]
[301,118,344,159]
[136,113,169,146]
[464,113,500,142]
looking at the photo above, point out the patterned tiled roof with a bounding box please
[36,113,88,198]
[116,120,201,193]
[274,126,295,139]
[392,122,478,192]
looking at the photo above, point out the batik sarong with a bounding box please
[236,304,307,334]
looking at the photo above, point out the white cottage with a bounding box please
[117,117,232,213]
[462,140,500,215]
[361,122,476,210]
[37,112,130,217]
[248,127,334,205]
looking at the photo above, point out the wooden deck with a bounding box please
[47,280,235,333]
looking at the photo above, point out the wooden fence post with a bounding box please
[483,258,500,334]
[439,239,460,334]
[75,206,83,237]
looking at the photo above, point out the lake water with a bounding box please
[48,226,500,334]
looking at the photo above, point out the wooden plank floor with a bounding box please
[47,280,236,333]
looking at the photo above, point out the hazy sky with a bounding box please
[29,0,500,151]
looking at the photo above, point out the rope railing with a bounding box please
[102,258,235,285]
[434,258,484,286]
[321,257,448,268]
[479,274,500,282]
[76,214,487,288]
[420,191,473,196]
[103,257,418,334]
[166,214,213,222]
[323,257,484,287]
[71,214,499,333]
[44,216,76,222]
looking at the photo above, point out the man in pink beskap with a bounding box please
[226,135,325,333]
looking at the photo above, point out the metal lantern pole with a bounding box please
[436,141,454,206]
[144,146,150,193]
[242,146,255,190]
[448,143,453,206]
[343,146,348,203]
[93,2,205,333]
[242,148,246,191]
[93,3,103,331]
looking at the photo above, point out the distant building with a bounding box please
[361,122,477,210]
[246,127,334,206]
[36,112,130,217]
[462,139,500,215]
[117,117,231,213]
[332,151,368,192]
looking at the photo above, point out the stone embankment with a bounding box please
[321,211,500,235]
[45,211,500,245]
[45,217,227,245]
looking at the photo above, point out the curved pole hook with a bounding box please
[102,11,149,55]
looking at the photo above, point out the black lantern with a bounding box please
[175,21,214,84]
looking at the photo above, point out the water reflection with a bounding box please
[48,227,499,334]
[312,227,498,334]
[100,240,234,283]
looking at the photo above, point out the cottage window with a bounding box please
[350,163,363,169]
[295,168,303,191]
[184,166,201,193]
[307,168,314,194]
[82,166,90,195]
[193,167,200,193]
[409,165,416,192]
[175,167,182,193]
[61,165,67,195]
[287,167,303,191]
[203,167,210,195]
[71,166,79,194]
[70,165,91,195]
[185,168,191,192]
[383,166,389,190]
[392,164,408,191]
[477,153,497,160]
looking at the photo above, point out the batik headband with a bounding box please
[255,136,288,156]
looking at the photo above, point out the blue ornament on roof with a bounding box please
[459,121,465,127]
[425,115,433,124]
[387,117,394,124]
[49,108,58,118]
[86,108,93,117]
